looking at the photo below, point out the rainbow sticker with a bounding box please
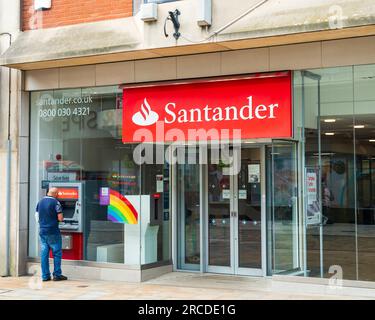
[107,189,138,224]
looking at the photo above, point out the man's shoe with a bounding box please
[53,275,68,281]
[42,277,51,282]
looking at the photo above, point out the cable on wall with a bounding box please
[180,0,270,44]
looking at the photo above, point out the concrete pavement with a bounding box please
[0,272,374,300]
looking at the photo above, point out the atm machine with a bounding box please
[49,182,84,260]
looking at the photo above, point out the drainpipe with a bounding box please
[0,32,12,277]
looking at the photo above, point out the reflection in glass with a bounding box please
[321,133,356,279]
[298,65,375,281]
[140,145,170,265]
[355,64,375,281]
[301,67,357,279]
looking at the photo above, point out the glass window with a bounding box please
[140,145,171,265]
[29,86,171,266]
[319,67,356,280]
[354,64,375,281]
[297,64,375,281]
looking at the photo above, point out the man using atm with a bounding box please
[35,187,68,282]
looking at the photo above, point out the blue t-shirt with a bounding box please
[36,196,63,235]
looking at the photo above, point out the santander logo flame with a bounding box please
[132,98,159,126]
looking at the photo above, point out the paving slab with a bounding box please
[0,272,374,300]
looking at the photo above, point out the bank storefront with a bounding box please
[27,64,375,282]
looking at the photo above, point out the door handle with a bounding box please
[231,211,237,217]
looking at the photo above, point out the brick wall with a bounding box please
[22,0,133,30]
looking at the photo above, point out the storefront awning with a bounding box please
[0,17,143,69]
[1,0,375,70]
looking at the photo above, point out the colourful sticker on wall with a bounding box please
[99,187,110,205]
[107,189,138,224]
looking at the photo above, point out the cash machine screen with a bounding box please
[59,200,76,219]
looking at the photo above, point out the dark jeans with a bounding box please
[39,233,62,280]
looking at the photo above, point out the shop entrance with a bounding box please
[175,144,266,276]
[206,146,264,276]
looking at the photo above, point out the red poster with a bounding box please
[122,72,292,143]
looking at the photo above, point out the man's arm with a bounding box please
[56,201,64,222]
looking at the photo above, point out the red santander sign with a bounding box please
[122,72,292,143]
[56,188,79,200]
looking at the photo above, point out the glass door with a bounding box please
[207,148,233,273]
[235,147,263,276]
[207,145,264,275]
[177,147,201,271]
[267,140,301,275]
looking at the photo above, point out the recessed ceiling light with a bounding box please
[244,141,256,144]
[324,119,336,123]
[354,125,365,129]
[325,132,335,136]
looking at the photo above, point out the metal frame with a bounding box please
[171,147,178,271]
[300,70,323,277]
[199,144,208,273]
[260,145,267,276]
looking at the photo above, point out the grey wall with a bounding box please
[0,0,25,276]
